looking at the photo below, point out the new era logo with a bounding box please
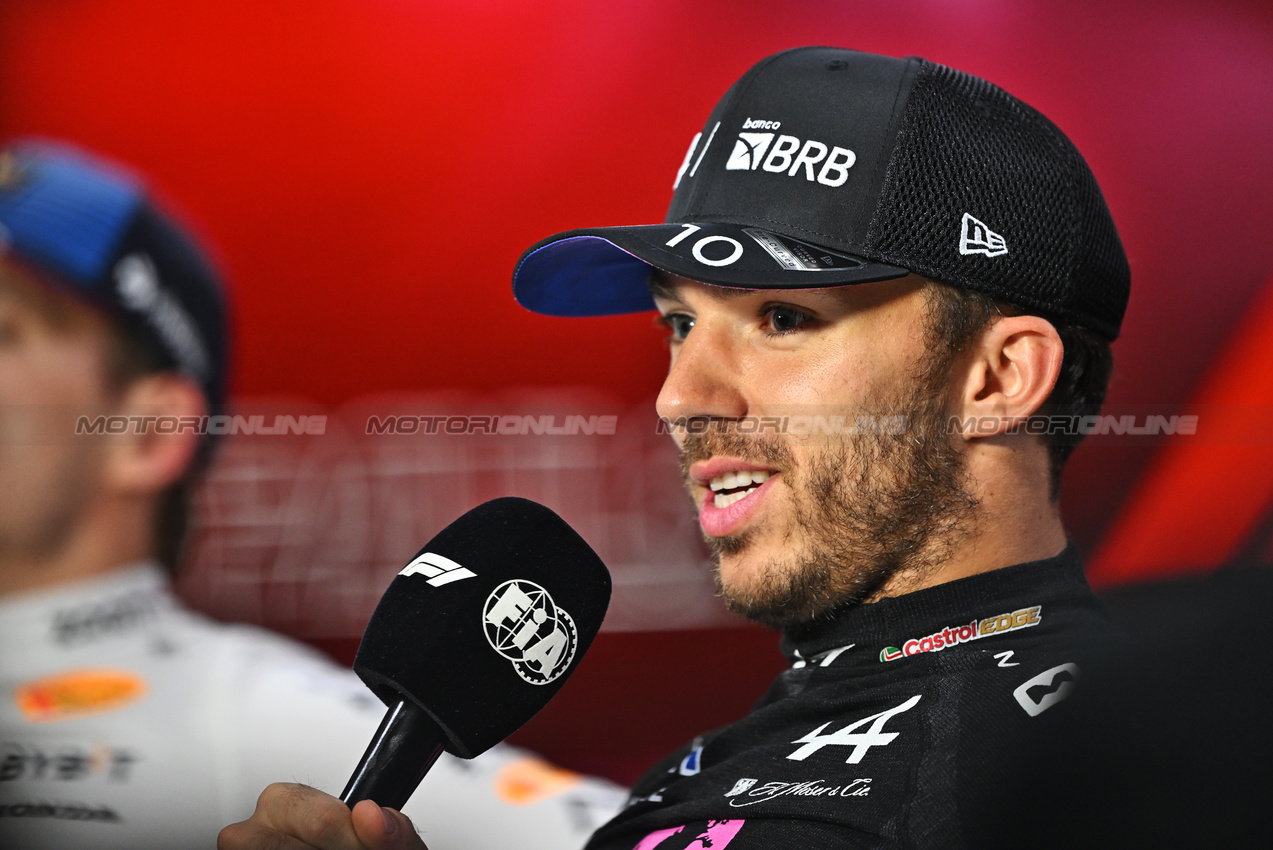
[399,552,477,587]
[959,213,1008,258]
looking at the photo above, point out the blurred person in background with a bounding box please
[0,141,624,849]
[221,46,1129,850]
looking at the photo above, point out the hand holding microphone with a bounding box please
[218,783,427,850]
[218,497,611,850]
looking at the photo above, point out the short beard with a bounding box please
[678,378,978,630]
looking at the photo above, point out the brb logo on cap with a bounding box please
[482,580,578,685]
[725,118,856,187]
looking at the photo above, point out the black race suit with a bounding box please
[584,545,1105,850]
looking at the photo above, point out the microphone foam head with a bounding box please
[353,497,611,758]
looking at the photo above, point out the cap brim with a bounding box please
[513,221,910,317]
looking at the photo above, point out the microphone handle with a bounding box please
[340,698,446,811]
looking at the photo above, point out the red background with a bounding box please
[3,0,1272,783]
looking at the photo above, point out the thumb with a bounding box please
[350,799,428,849]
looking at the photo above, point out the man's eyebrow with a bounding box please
[646,269,676,303]
[646,269,758,303]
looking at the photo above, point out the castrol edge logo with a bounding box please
[879,606,1042,662]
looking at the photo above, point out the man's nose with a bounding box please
[655,322,748,430]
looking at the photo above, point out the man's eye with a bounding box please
[662,313,695,341]
[765,305,811,334]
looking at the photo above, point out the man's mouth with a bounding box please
[687,458,781,537]
[708,470,772,508]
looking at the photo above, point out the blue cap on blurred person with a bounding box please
[0,140,227,407]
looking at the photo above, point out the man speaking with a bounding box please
[221,46,1127,849]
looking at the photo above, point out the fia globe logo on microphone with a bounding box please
[482,580,578,685]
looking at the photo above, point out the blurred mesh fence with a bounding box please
[177,390,730,637]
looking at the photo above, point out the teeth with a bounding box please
[709,469,771,492]
[708,470,772,508]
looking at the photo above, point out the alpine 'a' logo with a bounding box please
[959,213,1008,257]
[787,695,921,763]
[482,580,578,685]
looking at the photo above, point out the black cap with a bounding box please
[513,47,1130,340]
[0,140,228,405]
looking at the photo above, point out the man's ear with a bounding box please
[951,315,1063,439]
[104,374,207,496]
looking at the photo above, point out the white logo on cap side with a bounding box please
[688,121,719,180]
[673,132,702,190]
[673,122,721,190]
[959,213,1008,258]
[114,252,211,382]
[116,253,161,308]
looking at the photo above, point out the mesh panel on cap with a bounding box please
[865,62,1129,338]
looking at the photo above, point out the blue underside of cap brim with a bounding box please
[513,235,658,317]
[0,147,141,289]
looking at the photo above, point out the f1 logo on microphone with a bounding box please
[399,552,477,587]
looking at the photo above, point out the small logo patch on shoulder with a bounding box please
[14,669,148,723]
[1013,662,1080,717]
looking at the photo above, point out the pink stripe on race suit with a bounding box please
[632,819,745,849]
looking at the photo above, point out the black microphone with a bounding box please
[339,497,612,811]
